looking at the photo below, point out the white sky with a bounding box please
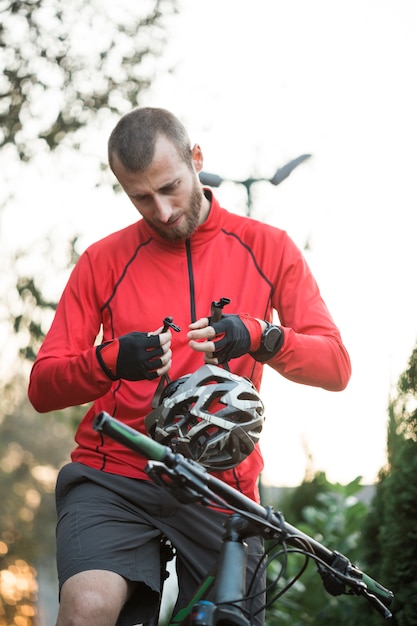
[142,0,417,487]
[2,0,417,486]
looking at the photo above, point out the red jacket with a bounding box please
[28,193,351,501]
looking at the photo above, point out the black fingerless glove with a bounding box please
[209,313,263,363]
[96,332,164,381]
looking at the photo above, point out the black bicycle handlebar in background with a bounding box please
[93,411,394,620]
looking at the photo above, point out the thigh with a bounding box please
[55,464,164,625]
[56,475,162,587]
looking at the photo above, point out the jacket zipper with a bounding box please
[185,240,196,322]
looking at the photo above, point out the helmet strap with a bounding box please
[152,373,171,409]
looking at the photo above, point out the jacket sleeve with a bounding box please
[267,233,351,391]
[28,252,113,413]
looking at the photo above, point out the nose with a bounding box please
[153,195,173,223]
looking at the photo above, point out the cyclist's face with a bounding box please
[112,136,209,241]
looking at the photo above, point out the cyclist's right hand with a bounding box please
[96,329,172,381]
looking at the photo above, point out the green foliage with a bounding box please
[265,475,370,625]
[380,441,417,626]
[0,0,178,162]
[277,471,331,521]
[356,341,417,626]
[398,344,417,396]
[397,344,417,439]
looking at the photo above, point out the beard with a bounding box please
[144,178,204,242]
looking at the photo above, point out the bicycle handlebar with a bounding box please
[93,411,394,620]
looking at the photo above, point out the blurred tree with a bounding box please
[276,470,331,522]
[1,0,179,373]
[0,382,85,625]
[357,343,417,626]
[0,0,177,163]
[13,235,80,362]
[0,1,179,622]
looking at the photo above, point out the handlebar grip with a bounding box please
[93,411,170,463]
[361,572,394,606]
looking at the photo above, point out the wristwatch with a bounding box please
[251,322,283,362]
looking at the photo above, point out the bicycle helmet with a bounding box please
[145,364,265,471]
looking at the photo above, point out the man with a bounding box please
[28,107,351,626]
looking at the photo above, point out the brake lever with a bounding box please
[318,552,393,619]
[146,456,225,508]
[147,460,208,505]
[360,588,392,620]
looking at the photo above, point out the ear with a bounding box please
[191,143,204,173]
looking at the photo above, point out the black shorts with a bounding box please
[56,463,265,626]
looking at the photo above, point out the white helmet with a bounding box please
[145,364,265,471]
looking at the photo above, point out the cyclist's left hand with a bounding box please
[188,314,266,364]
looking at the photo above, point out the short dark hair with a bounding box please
[108,107,193,172]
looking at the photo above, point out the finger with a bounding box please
[188,317,210,331]
[158,331,172,348]
[147,346,171,373]
[188,339,215,353]
[147,332,171,352]
[187,327,216,342]
[159,348,172,366]
[156,358,172,377]
[146,358,163,372]
[147,328,171,341]
[204,354,219,365]
[145,345,164,359]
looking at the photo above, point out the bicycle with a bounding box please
[93,411,394,625]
